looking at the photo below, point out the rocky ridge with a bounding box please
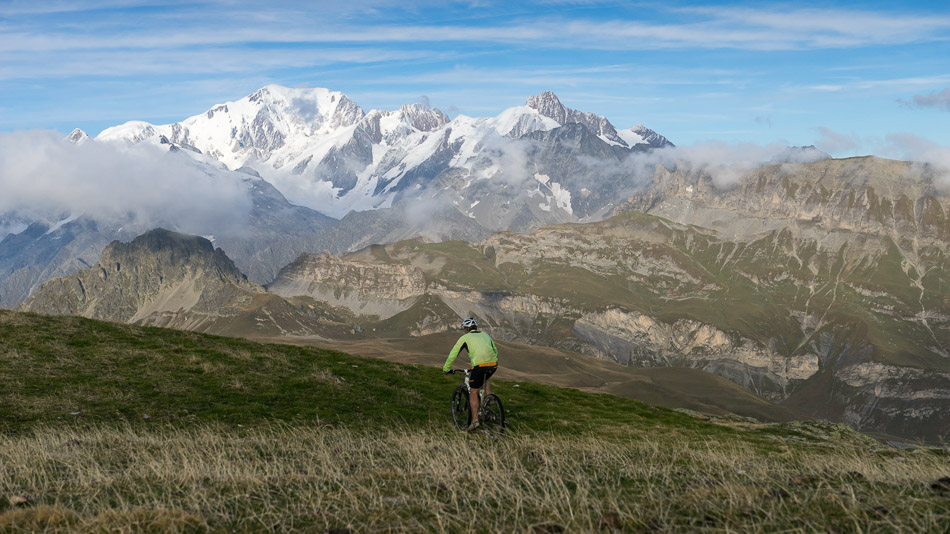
[21,229,259,321]
[264,156,950,443]
[19,229,337,337]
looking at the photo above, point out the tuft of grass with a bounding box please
[0,424,947,533]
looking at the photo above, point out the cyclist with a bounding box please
[443,317,498,432]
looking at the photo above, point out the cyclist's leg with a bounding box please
[467,367,488,428]
[469,387,480,419]
[483,366,496,396]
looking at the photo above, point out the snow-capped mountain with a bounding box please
[1,86,675,307]
[67,128,89,144]
[97,85,673,220]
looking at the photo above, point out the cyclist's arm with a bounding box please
[443,337,468,372]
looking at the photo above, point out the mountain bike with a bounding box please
[447,369,505,436]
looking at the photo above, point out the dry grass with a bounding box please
[0,423,948,533]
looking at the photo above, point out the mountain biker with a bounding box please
[443,317,498,432]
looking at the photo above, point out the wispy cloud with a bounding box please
[5,5,950,56]
[0,47,443,80]
[687,7,950,48]
[903,88,950,111]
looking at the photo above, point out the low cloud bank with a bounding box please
[573,141,830,191]
[815,128,950,186]
[0,130,254,236]
[648,141,826,188]
[631,135,950,190]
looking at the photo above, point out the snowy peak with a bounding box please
[88,85,675,221]
[484,105,560,138]
[67,128,89,145]
[398,103,450,132]
[98,121,159,144]
[525,91,569,124]
[619,124,675,149]
[357,103,449,146]
[241,85,365,132]
[525,91,626,147]
[97,86,367,169]
[171,85,365,166]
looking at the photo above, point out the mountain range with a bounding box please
[96,86,672,218]
[0,86,671,306]
[6,85,950,443]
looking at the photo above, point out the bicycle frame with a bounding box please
[448,368,504,436]
[449,368,486,400]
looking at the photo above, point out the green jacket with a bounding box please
[443,330,498,372]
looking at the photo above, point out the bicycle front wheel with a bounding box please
[480,394,505,436]
[451,385,471,430]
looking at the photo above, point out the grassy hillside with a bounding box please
[1,310,948,533]
[274,332,804,423]
[0,310,668,432]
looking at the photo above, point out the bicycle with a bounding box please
[447,369,505,435]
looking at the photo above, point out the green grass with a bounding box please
[0,310,699,434]
[2,310,949,533]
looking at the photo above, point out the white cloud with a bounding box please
[692,7,950,48]
[573,140,823,190]
[0,131,253,234]
[881,133,950,187]
[0,47,440,80]
[639,141,792,188]
[6,5,949,57]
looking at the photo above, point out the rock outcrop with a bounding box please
[20,229,260,322]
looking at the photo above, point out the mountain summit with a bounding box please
[525,91,673,149]
[95,85,673,219]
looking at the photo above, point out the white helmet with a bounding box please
[461,317,478,330]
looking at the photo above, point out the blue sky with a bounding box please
[2,0,949,157]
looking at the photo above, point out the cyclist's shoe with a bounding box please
[465,419,480,432]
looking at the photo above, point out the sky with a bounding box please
[2,0,949,158]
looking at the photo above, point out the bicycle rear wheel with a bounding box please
[451,385,471,430]
[480,394,505,436]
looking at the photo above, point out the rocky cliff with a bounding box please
[622,157,949,242]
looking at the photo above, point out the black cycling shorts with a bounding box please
[469,364,497,390]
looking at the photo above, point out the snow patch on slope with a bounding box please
[616,128,646,148]
[533,173,573,214]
